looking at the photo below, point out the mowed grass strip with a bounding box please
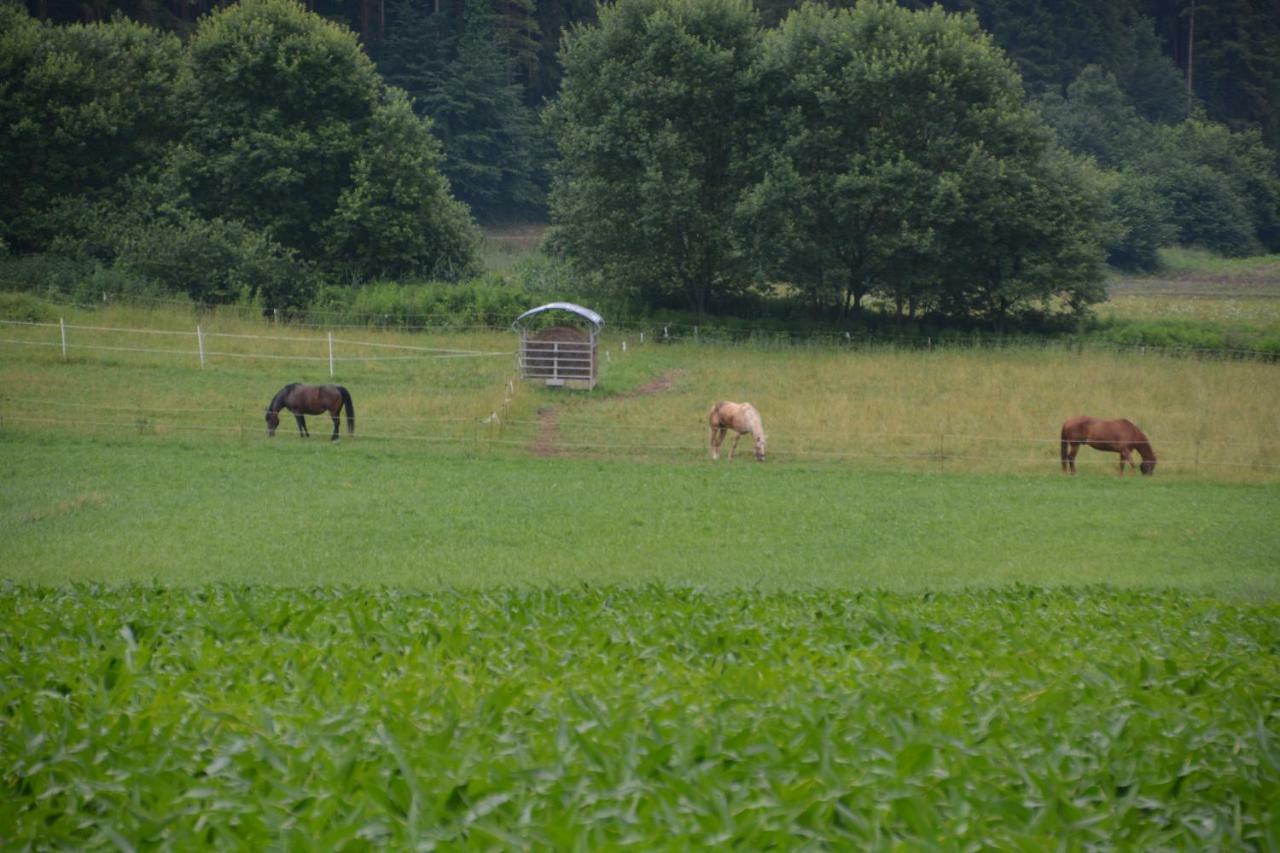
[2,584,1276,848]
[2,432,1278,596]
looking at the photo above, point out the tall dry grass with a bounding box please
[542,340,1280,479]
[3,301,1277,479]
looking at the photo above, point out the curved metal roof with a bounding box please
[512,302,604,331]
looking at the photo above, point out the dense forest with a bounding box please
[3,0,1278,323]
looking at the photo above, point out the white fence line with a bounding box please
[0,318,512,375]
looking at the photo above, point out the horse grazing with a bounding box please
[266,383,354,441]
[709,401,766,462]
[1060,415,1156,475]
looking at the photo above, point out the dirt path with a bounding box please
[531,406,560,457]
[620,369,681,398]
[529,369,681,456]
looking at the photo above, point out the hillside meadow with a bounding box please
[2,298,1279,847]
[2,300,1278,479]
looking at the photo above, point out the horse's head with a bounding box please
[1140,458,1156,476]
[266,410,280,436]
[754,432,766,462]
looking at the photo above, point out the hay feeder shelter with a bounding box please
[513,302,604,390]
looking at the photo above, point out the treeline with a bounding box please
[3,0,1279,326]
[548,0,1277,321]
[1,0,480,309]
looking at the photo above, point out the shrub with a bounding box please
[0,292,58,322]
[115,217,315,308]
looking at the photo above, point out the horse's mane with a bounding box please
[269,383,299,412]
[1125,420,1156,460]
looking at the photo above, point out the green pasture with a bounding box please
[3,299,1280,847]
[2,432,1279,595]
[2,299,1279,480]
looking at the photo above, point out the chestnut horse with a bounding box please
[709,401,766,462]
[266,383,354,441]
[1060,415,1156,475]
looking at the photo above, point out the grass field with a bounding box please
[2,432,1279,595]
[3,292,1279,846]
[1103,250,1280,353]
[3,301,1279,479]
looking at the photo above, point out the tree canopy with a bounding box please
[6,0,1279,323]
[2,0,479,303]
[552,0,1106,323]
[547,0,761,314]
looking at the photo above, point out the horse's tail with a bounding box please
[338,385,354,435]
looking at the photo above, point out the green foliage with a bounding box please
[1097,169,1175,271]
[174,0,381,258]
[548,0,762,314]
[325,90,482,282]
[0,6,182,253]
[1041,67,1280,263]
[1145,120,1280,256]
[1170,0,1280,146]
[174,0,479,285]
[930,0,1186,122]
[116,215,314,308]
[551,0,1107,325]
[742,3,1105,324]
[1037,66,1145,168]
[1,584,1277,846]
[377,0,548,221]
[0,292,57,322]
[0,252,96,296]
[311,278,539,326]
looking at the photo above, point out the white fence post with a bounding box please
[328,332,335,377]
[197,325,205,368]
[60,318,67,361]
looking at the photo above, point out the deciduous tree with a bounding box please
[547,0,761,314]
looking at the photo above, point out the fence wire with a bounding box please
[4,404,1277,475]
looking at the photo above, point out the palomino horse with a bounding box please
[709,401,766,462]
[1060,415,1156,475]
[266,383,354,441]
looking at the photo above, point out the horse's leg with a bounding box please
[295,414,308,438]
[330,408,340,441]
[729,431,742,461]
[1117,448,1132,476]
[1064,441,1079,474]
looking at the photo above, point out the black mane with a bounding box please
[268,383,300,412]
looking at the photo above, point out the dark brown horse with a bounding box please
[1060,415,1156,475]
[266,383,354,441]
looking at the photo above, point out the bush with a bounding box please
[0,253,96,296]
[310,279,543,328]
[1103,171,1174,271]
[1101,319,1226,350]
[115,217,316,308]
[0,292,58,322]
[1156,163,1260,257]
